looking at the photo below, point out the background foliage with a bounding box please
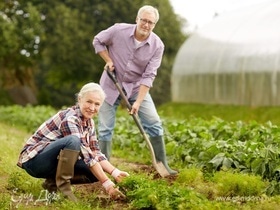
[0,1,42,92]
[0,0,186,107]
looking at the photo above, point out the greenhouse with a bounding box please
[171,0,280,106]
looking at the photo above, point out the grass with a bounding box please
[158,103,280,125]
[0,123,29,175]
[0,122,39,209]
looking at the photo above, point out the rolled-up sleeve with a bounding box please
[80,144,106,167]
[80,127,107,167]
[93,25,115,54]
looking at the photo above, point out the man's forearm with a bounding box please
[98,50,112,64]
[136,85,150,104]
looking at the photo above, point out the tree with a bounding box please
[1,0,186,107]
[0,1,43,105]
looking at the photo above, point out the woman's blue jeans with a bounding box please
[98,92,164,142]
[22,135,97,182]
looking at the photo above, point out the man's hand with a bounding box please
[129,101,140,115]
[104,62,114,71]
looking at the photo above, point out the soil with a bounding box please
[74,157,178,209]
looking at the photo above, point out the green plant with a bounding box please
[119,174,203,209]
[175,168,204,186]
[212,171,267,197]
[0,105,56,132]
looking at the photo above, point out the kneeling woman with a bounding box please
[17,82,129,202]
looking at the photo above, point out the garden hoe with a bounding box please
[106,68,170,177]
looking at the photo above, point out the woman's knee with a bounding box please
[64,135,80,150]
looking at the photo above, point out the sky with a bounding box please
[169,0,269,32]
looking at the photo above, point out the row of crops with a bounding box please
[113,115,280,196]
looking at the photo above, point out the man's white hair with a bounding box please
[137,5,159,23]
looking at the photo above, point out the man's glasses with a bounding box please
[139,18,156,26]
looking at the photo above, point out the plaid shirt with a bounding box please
[17,105,106,168]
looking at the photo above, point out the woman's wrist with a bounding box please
[111,168,121,179]
[102,179,115,191]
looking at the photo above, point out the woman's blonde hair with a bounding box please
[77,82,106,102]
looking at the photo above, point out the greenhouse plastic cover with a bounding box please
[172,0,280,106]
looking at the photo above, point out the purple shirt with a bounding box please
[17,106,106,168]
[93,23,164,105]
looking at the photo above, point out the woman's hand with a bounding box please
[102,179,126,200]
[107,185,126,200]
[111,168,129,183]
